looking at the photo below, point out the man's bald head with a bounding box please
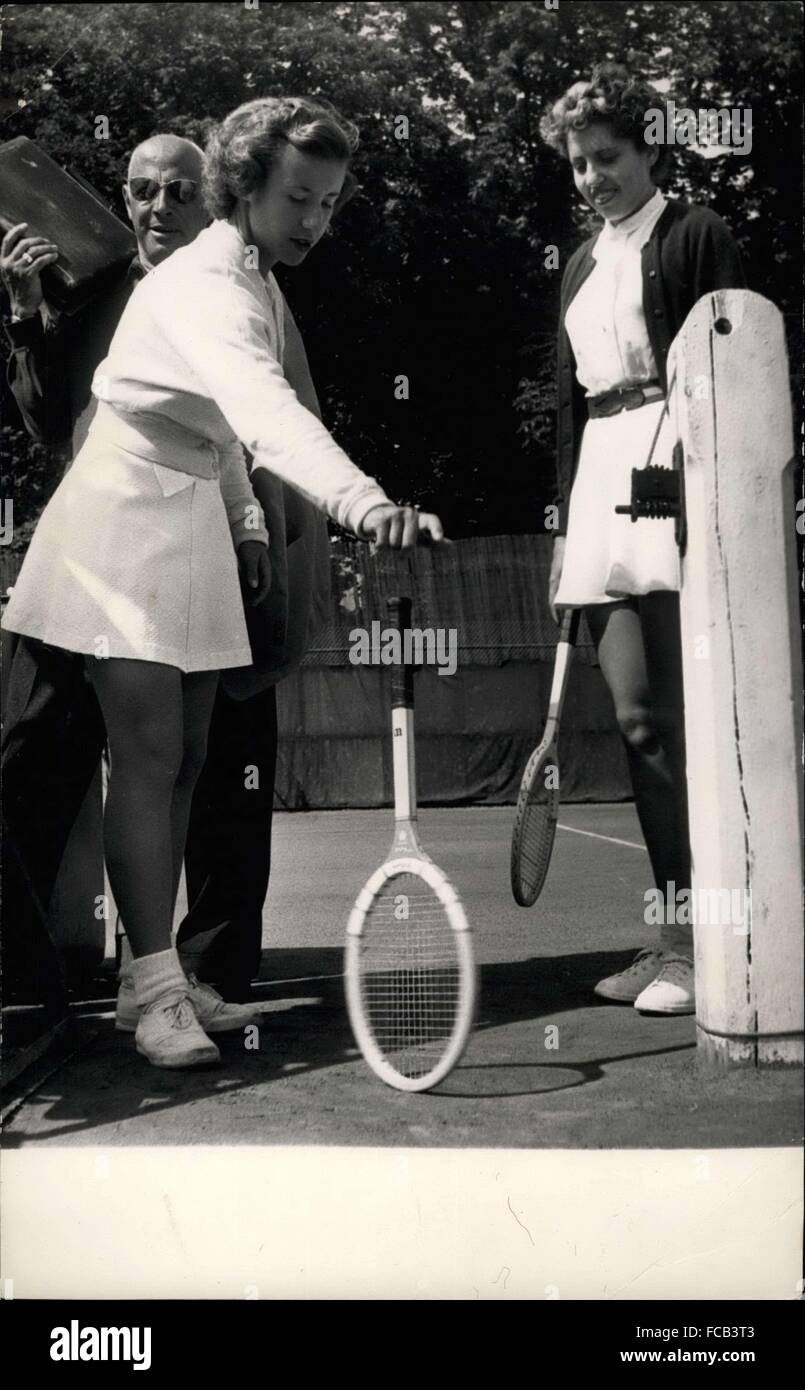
[123,134,209,268]
[127,135,205,181]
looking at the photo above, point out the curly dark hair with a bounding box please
[203,95,360,220]
[539,63,674,183]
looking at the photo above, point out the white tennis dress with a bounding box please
[3,220,390,671]
[554,189,680,608]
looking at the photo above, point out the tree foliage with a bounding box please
[1,1,800,541]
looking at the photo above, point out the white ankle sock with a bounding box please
[131,948,187,1010]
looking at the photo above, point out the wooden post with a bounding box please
[668,289,803,1066]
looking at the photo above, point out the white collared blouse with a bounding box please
[564,188,668,395]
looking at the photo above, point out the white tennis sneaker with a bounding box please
[634,956,695,1015]
[183,974,259,1033]
[135,991,221,1069]
[593,947,665,1003]
[117,972,257,1034]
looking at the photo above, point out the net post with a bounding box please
[670,289,803,1066]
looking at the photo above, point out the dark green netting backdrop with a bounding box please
[275,535,631,807]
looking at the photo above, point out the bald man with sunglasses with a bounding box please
[2,132,331,1013]
[3,136,210,452]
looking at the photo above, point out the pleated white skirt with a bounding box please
[2,417,253,672]
[554,397,680,608]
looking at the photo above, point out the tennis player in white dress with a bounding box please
[540,64,745,1016]
[555,188,678,606]
[3,96,445,1069]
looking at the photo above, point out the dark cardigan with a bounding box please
[554,198,746,533]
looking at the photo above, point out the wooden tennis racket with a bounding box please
[345,595,477,1091]
[510,607,580,907]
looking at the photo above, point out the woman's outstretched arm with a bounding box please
[144,257,391,537]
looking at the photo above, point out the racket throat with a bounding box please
[391,819,421,855]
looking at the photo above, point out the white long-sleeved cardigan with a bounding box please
[92,218,391,540]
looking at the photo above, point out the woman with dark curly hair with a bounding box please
[540,64,745,1015]
[3,95,444,1070]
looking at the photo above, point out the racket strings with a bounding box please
[358,873,462,1080]
[511,749,558,904]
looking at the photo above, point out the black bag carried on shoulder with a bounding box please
[0,136,135,315]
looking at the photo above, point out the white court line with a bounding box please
[557,823,647,852]
[260,973,344,986]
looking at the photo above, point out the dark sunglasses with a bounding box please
[128,177,200,206]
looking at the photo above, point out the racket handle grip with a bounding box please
[387,595,414,707]
[558,608,580,645]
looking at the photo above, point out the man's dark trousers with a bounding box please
[1,636,106,1003]
[176,683,278,1000]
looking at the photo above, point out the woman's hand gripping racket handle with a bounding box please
[510,606,580,907]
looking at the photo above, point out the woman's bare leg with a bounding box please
[585,599,690,904]
[638,590,693,956]
[586,598,695,1009]
[638,591,690,889]
[170,671,219,911]
[88,658,183,959]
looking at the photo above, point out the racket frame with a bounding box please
[510,607,580,907]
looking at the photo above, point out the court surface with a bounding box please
[2,804,801,1149]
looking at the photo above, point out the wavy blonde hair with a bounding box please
[204,95,360,219]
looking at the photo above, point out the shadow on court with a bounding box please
[0,945,662,1144]
[2,807,801,1148]
[3,943,800,1149]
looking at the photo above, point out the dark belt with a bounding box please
[587,382,665,418]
